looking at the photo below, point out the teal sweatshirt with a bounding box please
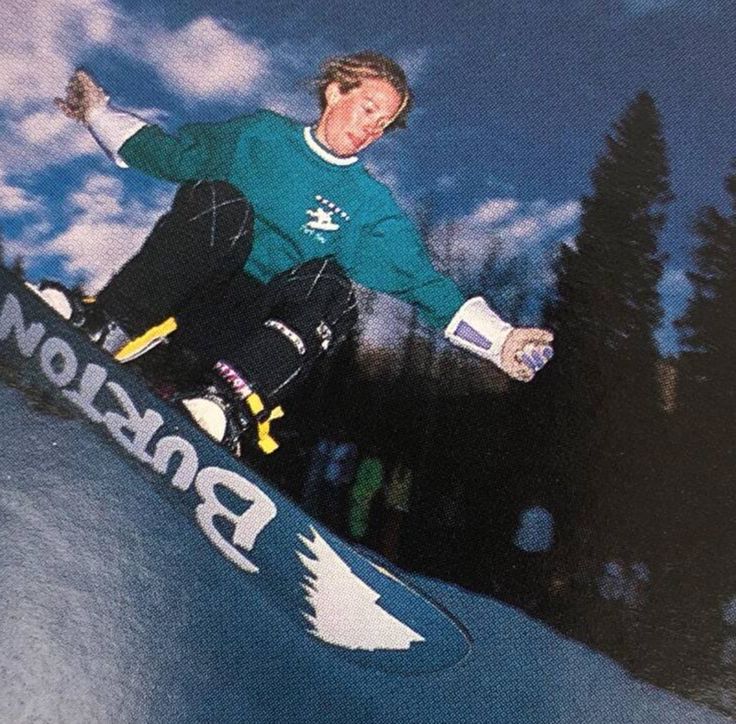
[119,110,464,329]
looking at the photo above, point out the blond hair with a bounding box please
[314,51,413,132]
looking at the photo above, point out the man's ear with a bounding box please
[324,81,343,107]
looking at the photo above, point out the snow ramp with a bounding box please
[0,267,726,723]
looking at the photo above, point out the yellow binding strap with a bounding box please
[115,317,178,363]
[244,392,284,454]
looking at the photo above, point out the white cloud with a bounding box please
[17,111,74,146]
[9,103,171,174]
[428,194,582,290]
[0,4,270,174]
[25,220,54,237]
[498,216,542,240]
[363,147,417,210]
[467,198,519,225]
[395,48,431,85]
[28,173,169,291]
[138,17,271,101]
[0,172,44,215]
[13,110,102,168]
[67,174,127,220]
[0,1,428,183]
[118,105,173,129]
[545,200,581,229]
[0,0,119,113]
[261,89,315,125]
[0,1,441,300]
[559,233,577,251]
[443,196,582,322]
[0,0,123,173]
[460,196,580,253]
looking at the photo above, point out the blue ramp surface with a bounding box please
[0,268,726,723]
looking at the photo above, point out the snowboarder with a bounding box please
[49,51,553,455]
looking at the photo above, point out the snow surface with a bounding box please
[0,382,729,723]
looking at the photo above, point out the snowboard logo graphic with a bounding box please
[306,206,339,231]
[305,194,351,232]
[298,527,425,651]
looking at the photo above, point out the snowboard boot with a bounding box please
[26,279,132,355]
[174,360,284,457]
[26,280,177,362]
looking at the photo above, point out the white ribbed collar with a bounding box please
[303,126,358,166]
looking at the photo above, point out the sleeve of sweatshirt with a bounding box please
[117,113,261,183]
[351,193,465,330]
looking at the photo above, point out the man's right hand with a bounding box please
[54,69,108,124]
[500,327,554,383]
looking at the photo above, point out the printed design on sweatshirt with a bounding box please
[302,194,351,243]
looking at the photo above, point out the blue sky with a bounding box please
[0,0,733,354]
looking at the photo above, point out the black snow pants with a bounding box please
[95,180,359,405]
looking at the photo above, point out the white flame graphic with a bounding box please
[297,527,425,651]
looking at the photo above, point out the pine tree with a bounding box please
[540,91,672,562]
[633,162,736,681]
[673,161,736,581]
[10,254,26,280]
[676,161,736,417]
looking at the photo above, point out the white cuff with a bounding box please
[444,297,512,366]
[86,104,149,168]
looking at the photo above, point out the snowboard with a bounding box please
[0,266,471,674]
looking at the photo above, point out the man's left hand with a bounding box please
[499,327,554,382]
[54,68,108,124]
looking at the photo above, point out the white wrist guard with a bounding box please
[86,104,148,168]
[444,297,513,367]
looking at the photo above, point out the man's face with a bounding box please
[315,77,404,157]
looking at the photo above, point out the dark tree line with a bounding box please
[540,91,672,564]
[301,89,736,708]
[674,161,736,566]
[0,227,27,279]
[652,162,736,692]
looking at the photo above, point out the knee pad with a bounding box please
[265,258,358,354]
[285,256,352,288]
[179,180,244,208]
[263,316,338,357]
[264,319,307,356]
[172,181,254,246]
